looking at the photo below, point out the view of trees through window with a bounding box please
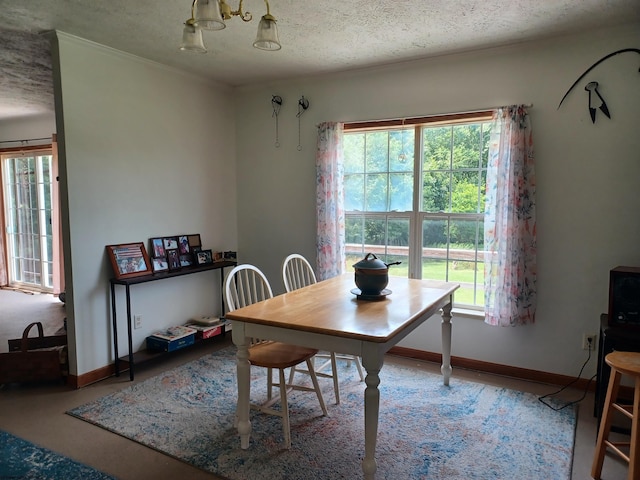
[343,114,492,307]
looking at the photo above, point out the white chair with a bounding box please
[224,264,328,449]
[282,253,364,404]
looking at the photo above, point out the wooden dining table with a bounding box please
[225,273,459,479]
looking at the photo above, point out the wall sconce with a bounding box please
[180,0,281,53]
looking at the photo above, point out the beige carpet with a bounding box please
[0,288,66,353]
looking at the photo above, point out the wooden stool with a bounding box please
[591,351,640,479]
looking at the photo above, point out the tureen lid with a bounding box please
[353,253,387,270]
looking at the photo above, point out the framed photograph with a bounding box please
[166,248,181,270]
[163,236,179,250]
[106,242,152,279]
[152,256,169,273]
[213,251,223,262]
[150,238,165,259]
[196,249,213,265]
[179,254,193,267]
[187,234,201,250]
[178,235,190,254]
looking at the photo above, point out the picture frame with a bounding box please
[213,251,223,262]
[196,249,213,265]
[187,234,201,250]
[179,254,193,268]
[150,238,165,259]
[191,246,202,263]
[106,242,152,279]
[178,235,190,255]
[166,248,181,270]
[163,236,179,250]
[152,256,169,273]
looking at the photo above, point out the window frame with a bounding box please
[1,148,55,291]
[344,111,493,309]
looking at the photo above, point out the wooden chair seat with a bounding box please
[249,342,319,369]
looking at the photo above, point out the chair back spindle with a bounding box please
[225,264,273,312]
[282,254,317,292]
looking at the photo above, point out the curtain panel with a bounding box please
[0,160,6,286]
[315,122,345,280]
[484,105,537,326]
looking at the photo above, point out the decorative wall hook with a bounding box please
[297,95,309,117]
[296,95,310,150]
[272,95,282,114]
[271,95,283,147]
[584,82,610,123]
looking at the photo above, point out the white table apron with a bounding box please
[230,291,455,480]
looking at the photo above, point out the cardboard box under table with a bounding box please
[146,326,196,352]
[184,323,223,340]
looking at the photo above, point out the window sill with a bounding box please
[451,306,484,320]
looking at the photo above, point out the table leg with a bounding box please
[361,347,383,479]
[440,299,453,386]
[232,324,251,449]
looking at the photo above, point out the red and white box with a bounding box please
[184,322,223,340]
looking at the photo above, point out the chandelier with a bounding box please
[180,0,281,53]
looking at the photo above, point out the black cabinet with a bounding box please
[110,261,236,380]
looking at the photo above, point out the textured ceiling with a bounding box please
[0,0,638,121]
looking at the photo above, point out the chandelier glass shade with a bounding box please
[180,0,281,52]
[180,20,207,53]
[194,0,225,30]
[253,13,280,51]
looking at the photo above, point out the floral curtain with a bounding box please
[484,105,537,326]
[0,160,6,285]
[316,122,345,280]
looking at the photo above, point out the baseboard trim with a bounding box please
[69,345,595,392]
[68,364,115,389]
[388,346,596,391]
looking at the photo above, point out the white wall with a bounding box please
[0,113,56,144]
[233,24,640,378]
[51,32,238,376]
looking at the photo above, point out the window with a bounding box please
[1,151,55,290]
[343,112,492,308]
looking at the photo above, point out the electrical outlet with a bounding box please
[582,333,597,350]
[134,315,142,330]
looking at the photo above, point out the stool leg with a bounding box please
[592,369,622,479]
[629,377,640,480]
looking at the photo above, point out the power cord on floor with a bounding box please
[538,343,597,411]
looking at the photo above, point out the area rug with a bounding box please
[0,429,115,479]
[67,347,576,480]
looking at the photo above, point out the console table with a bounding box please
[110,260,236,380]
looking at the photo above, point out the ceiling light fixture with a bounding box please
[180,0,281,53]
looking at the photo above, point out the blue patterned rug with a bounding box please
[67,347,576,479]
[0,430,115,480]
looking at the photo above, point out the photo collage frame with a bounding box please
[149,234,217,273]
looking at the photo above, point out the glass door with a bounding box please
[1,151,54,291]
